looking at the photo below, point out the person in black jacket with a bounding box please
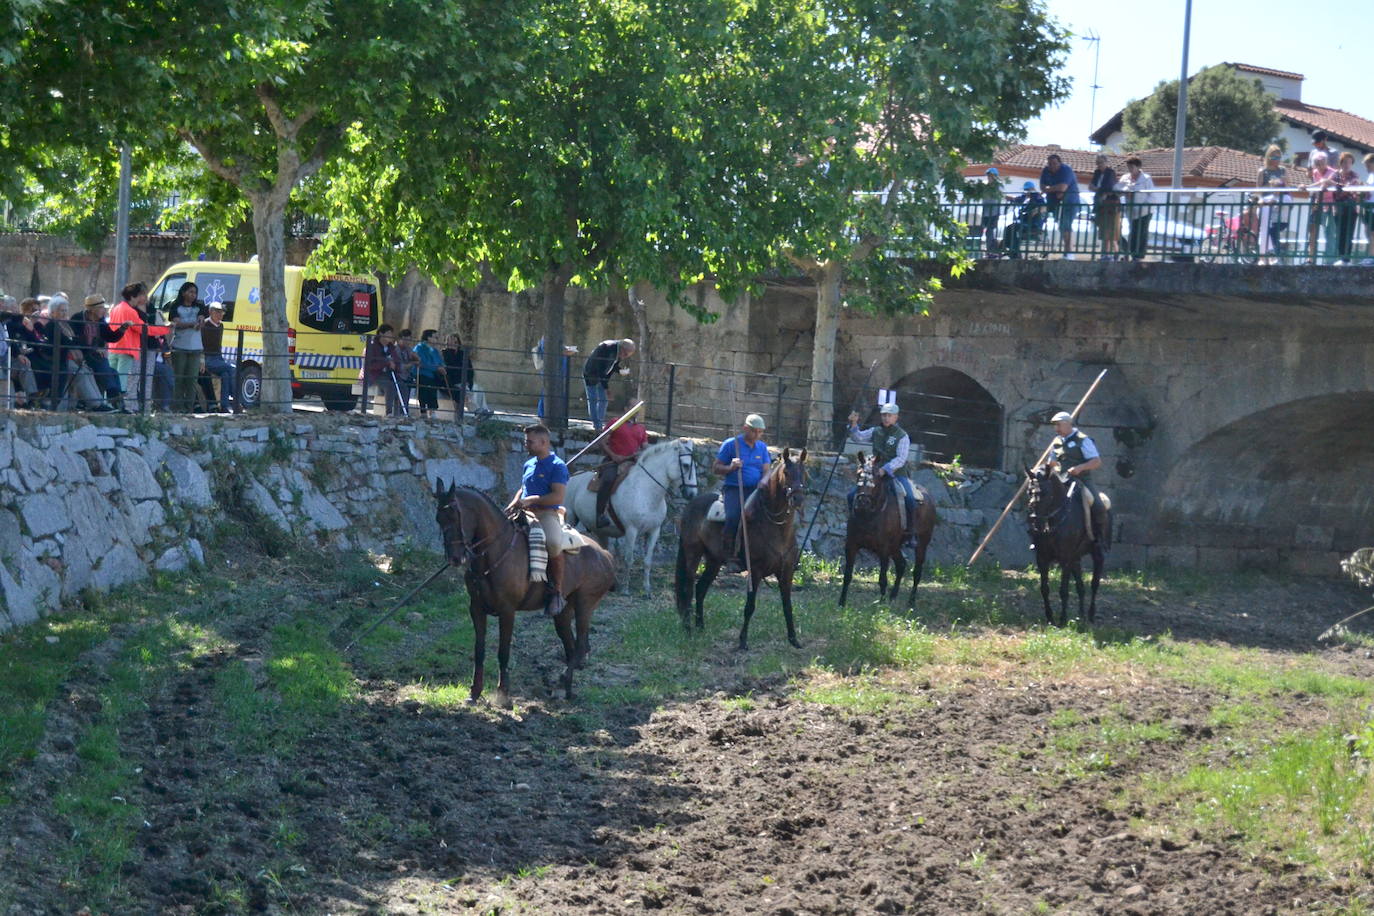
[34,294,114,411]
[581,337,635,432]
[69,295,130,408]
[1,296,40,408]
[441,333,493,420]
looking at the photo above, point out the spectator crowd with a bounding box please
[973,129,1374,265]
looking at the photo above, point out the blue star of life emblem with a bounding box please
[305,288,335,322]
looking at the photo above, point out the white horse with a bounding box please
[565,437,698,594]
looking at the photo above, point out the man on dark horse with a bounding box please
[593,396,648,530]
[711,413,771,572]
[1044,410,1108,544]
[504,423,571,617]
[846,402,919,546]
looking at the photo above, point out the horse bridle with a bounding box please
[631,442,698,500]
[759,466,805,525]
[1027,473,1073,535]
[439,495,518,577]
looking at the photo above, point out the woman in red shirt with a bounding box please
[108,281,169,411]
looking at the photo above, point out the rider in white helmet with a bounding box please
[1044,410,1105,540]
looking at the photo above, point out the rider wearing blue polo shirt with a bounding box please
[713,413,771,569]
[506,423,571,617]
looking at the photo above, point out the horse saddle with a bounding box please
[588,458,635,493]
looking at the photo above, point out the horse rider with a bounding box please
[712,413,771,571]
[1043,410,1105,540]
[846,402,919,546]
[594,397,648,529]
[505,423,571,617]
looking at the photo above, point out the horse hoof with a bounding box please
[735,640,749,653]
[495,692,513,710]
[789,637,803,649]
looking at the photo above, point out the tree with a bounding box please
[10,0,528,412]
[782,0,1069,445]
[314,0,847,431]
[1122,64,1282,154]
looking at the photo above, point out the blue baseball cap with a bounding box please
[985,167,999,176]
[1022,180,1036,190]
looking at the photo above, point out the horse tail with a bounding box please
[674,535,692,608]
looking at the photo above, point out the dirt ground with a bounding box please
[2,560,1372,915]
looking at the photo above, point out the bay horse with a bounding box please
[433,481,617,707]
[838,453,938,609]
[1025,466,1109,626]
[674,449,807,651]
[564,438,699,594]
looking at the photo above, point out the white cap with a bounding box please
[744,413,766,430]
[1051,411,1074,423]
[879,402,899,415]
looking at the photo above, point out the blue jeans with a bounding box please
[152,358,174,412]
[721,485,745,546]
[205,355,236,412]
[585,381,608,430]
[537,355,569,418]
[86,352,121,398]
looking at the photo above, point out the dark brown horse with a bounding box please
[434,481,617,706]
[838,453,938,608]
[1025,467,1109,626]
[674,449,807,650]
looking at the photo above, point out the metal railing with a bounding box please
[946,187,1374,265]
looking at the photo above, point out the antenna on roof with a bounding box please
[1083,31,1103,144]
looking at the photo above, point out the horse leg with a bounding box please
[838,540,858,608]
[1071,561,1086,624]
[1058,565,1071,628]
[553,599,578,699]
[695,562,721,631]
[1088,546,1104,624]
[573,592,593,668]
[890,549,907,608]
[877,556,890,600]
[675,541,698,630]
[494,610,515,709]
[1038,559,1053,625]
[908,536,928,610]
[620,525,638,591]
[779,568,801,649]
[641,524,662,597]
[738,582,760,652]
[469,604,488,703]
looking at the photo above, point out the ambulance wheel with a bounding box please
[236,364,262,410]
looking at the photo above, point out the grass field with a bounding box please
[1,534,1372,913]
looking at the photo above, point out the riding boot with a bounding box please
[594,479,612,530]
[543,554,566,618]
[902,494,918,547]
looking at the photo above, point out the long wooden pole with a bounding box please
[736,435,753,577]
[965,369,1109,566]
[566,400,645,467]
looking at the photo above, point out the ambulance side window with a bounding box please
[149,273,186,317]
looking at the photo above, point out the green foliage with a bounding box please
[1122,64,1283,155]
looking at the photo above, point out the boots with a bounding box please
[543,554,566,618]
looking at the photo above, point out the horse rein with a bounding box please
[440,498,518,577]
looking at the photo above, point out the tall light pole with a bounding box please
[113,144,132,298]
[1171,0,1193,190]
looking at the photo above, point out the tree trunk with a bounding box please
[806,261,843,448]
[626,281,652,408]
[542,267,571,434]
[250,187,293,414]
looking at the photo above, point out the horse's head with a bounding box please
[433,479,473,566]
[1024,464,1069,536]
[767,447,807,511]
[674,437,699,499]
[853,452,879,512]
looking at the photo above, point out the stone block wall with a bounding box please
[0,412,1032,633]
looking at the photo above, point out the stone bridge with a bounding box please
[830,261,1374,576]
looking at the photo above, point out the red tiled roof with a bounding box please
[966,144,1308,187]
[1273,99,1374,152]
[1227,63,1304,82]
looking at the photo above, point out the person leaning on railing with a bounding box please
[1256,146,1288,264]
[979,167,1003,256]
[1306,151,1338,265]
[1,296,40,408]
[1362,153,1374,264]
[36,294,115,412]
[1089,154,1122,261]
[1117,158,1154,262]
[1332,151,1362,265]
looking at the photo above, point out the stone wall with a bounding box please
[0,411,1029,632]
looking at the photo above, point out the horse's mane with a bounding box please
[451,484,507,517]
[639,438,683,460]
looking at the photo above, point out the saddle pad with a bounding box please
[561,526,588,554]
[706,497,726,523]
[526,520,548,583]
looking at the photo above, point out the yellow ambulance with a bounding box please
[147,260,381,411]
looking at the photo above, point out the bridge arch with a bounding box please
[891,367,1003,469]
[1154,393,1374,570]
